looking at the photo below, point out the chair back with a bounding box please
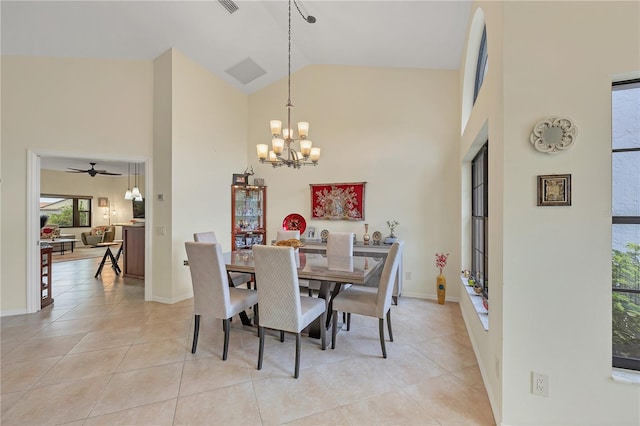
[252,244,303,332]
[185,242,231,319]
[326,232,353,257]
[102,226,116,243]
[194,231,217,243]
[375,241,404,317]
[277,230,300,241]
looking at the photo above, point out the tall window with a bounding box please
[40,195,92,228]
[473,25,488,104]
[612,79,640,371]
[472,144,488,297]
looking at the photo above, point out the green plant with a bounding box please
[47,205,73,227]
[612,242,640,359]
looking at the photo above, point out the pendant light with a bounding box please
[124,163,133,200]
[131,163,142,200]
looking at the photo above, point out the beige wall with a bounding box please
[249,64,462,301]
[1,56,153,313]
[458,1,505,420]
[460,1,640,424]
[168,49,249,302]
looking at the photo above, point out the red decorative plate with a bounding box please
[282,213,306,235]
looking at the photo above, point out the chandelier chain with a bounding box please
[287,0,292,107]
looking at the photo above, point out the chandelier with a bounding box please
[256,0,320,169]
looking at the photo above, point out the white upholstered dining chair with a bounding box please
[308,231,354,298]
[185,241,258,360]
[331,241,404,358]
[193,231,253,288]
[252,244,326,378]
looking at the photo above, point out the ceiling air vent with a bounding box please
[225,57,266,85]
[218,0,239,14]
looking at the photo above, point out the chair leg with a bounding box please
[280,330,285,342]
[379,318,387,359]
[222,319,230,361]
[257,326,265,370]
[347,313,351,331]
[387,310,393,342]
[191,315,200,354]
[253,303,259,327]
[294,333,301,378]
[320,310,326,350]
[331,310,338,349]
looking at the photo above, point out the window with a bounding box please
[473,25,488,104]
[40,195,92,228]
[612,79,640,371]
[472,143,488,297]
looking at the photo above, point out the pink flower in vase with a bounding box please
[435,252,449,275]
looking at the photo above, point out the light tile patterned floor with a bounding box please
[1,257,495,425]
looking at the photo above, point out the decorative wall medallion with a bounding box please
[530,117,578,154]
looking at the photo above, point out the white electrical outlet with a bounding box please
[532,372,549,397]
[406,271,412,280]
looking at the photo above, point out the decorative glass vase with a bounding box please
[363,223,370,245]
[437,273,446,304]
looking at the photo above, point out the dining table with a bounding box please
[223,250,385,338]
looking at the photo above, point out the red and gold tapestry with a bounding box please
[310,182,366,220]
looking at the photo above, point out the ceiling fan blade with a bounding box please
[65,163,122,176]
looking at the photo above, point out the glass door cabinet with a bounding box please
[231,185,267,251]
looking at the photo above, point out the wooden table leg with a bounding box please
[95,247,120,277]
[107,248,121,275]
[95,248,110,277]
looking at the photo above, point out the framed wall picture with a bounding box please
[310,182,366,220]
[232,174,248,185]
[306,227,316,239]
[98,197,109,207]
[537,174,571,206]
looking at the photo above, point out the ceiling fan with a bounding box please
[66,162,122,177]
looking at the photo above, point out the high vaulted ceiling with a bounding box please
[1,0,472,95]
[4,1,472,173]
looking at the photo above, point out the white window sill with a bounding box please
[612,368,640,385]
[459,276,489,330]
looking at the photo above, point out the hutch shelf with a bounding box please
[231,185,267,251]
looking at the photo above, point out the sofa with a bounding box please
[81,225,115,246]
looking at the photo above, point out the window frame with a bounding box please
[473,25,488,104]
[471,143,488,297]
[40,194,93,228]
[611,78,640,371]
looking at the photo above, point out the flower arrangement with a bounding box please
[386,220,399,238]
[435,252,449,275]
